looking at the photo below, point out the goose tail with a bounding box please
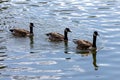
[46,33,50,36]
[9,29,14,32]
[73,39,78,44]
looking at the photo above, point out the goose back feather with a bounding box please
[46,28,71,41]
[73,39,92,49]
[46,32,64,41]
[10,28,30,37]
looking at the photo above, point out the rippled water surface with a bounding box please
[0,0,120,80]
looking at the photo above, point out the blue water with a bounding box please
[0,0,120,80]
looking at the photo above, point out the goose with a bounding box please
[46,28,71,41]
[10,23,34,37]
[73,31,99,50]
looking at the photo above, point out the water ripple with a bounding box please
[14,61,57,65]
[12,75,61,80]
[0,0,120,80]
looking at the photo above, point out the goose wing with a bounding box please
[83,40,92,46]
[13,28,30,34]
[73,39,92,46]
[46,32,64,41]
[10,28,30,37]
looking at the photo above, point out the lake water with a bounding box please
[0,0,120,80]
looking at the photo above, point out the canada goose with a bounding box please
[46,28,71,41]
[73,31,99,50]
[10,23,34,37]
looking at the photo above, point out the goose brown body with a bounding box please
[10,23,34,37]
[46,28,71,41]
[73,31,99,50]
[10,28,30,37]
[73,39,92,49]
[46,32,64,41]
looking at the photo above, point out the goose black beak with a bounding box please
[69,30,72,32]
[68,29,72,32]
[97,33,99,36]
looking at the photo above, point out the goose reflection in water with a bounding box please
[64,41,71,60]
[29,36,34,49]
[64,41,68,54]
[76,49,98,70]
[91,50,98,70]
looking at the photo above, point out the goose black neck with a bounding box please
[64,31,68,41]
[92,35,97,48]
[30,26,33,34]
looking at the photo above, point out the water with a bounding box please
[0,0,120,80]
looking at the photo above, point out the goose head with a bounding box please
[29,23,35,34]
[29,23,34,27]
[64,28,71,33]
[93,31,99,37]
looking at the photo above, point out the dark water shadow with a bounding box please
[0,52,7,62]
[0,0,9,11]
[0,52,7,70]
[0,63,7,77]
[0,0,9,3]
[0,6,9,11]
[0,65,7,69]
[0,52,7,76]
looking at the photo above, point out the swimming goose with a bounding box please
[46,28,71,41]
[10,23,34,37]
[73,31,99,50]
